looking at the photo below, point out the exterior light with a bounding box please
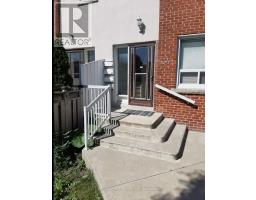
[69,34,76,44]
[137,18,146,34]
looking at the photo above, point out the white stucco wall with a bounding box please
[60,0,159,60]
[90,0,159,61]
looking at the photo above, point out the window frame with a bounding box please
[66,50,84,79]
[176,33,205,90]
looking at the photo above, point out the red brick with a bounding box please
[154,0,205,131]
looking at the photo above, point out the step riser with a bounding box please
[119,114,164,129]
[100,141,177,161]
[114,130,152,142]
[110,119,120,126]
[113,119,176,143]
[176,129,188,159]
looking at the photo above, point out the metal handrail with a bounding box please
[83,85,111,150]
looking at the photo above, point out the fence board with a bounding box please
[53,103,59,132]
[80,60,105,86]
[53,90,83,134]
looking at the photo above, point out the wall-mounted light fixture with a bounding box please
[69,34,76,44]
[137,17,146,34]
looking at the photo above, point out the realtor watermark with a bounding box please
[54,37,91,47]
[55,2,91,47]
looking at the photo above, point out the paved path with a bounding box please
[83,131,205,200]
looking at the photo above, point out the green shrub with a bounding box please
[53,44,73,90]
[54,176,70,200]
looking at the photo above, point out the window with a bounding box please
[67,51,84,79]
[87,50,95,63]
[177,35,205,89]
[117,47,128,95]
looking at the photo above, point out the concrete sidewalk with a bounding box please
[82,131,205,200]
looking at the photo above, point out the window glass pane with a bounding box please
[180,38,205,69]
[117,48,128,95]
[135,47,148,73]
[74,61,80,73]
[67,51,83,80]
[200,72,205,84]
[70,52,81,62]
[135,74,146,98]
[88,50,95,62]
[180,72,198,84]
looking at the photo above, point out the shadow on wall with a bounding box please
[151,170,205,200]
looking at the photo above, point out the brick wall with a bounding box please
[54,0,60,38]
[154,0,205,131]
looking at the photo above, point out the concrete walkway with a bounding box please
[82,131,205,200]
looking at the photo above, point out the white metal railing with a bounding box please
[83,85,111,150]
[155,84,196,105]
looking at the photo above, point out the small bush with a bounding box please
[53,44,73,90]
[53,130,102,200]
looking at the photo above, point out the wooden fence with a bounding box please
[53,89,83,134]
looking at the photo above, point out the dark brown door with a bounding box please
[129,43,154,106]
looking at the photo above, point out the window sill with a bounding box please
[172,88,205,95]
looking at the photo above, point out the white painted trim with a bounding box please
[155,84,196,105]
[177,33,205,38]
[118,95,128,98]
[180,69,205,73]
[178,84,205,90]
[104,61,114,67]
[87,85,108,89]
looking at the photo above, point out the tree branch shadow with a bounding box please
[151,170,205,200]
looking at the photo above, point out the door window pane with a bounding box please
[117,48,128,95]
[135,47,148,73]
[135,74,146,98]
[180,72,198,84]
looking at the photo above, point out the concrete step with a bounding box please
[100,124,188,161]
[102,124,119,134]
[113,118,176,143]
[110,113,128,126]
[167,124,188,158]
[119,112,164,129]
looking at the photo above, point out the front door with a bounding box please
[129,43,155,106]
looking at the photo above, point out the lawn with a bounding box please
[54,130,103,200]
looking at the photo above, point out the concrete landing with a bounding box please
[82,131,205,200]
[119,112,164,129]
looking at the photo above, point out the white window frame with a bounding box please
[176,33,205,90]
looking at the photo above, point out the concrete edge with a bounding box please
[82,148,109,200]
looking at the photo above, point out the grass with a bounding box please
[54,128,104,200]
[54,153,103,200]
[70,171,103,200]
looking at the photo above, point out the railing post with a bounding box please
[84,106,88,150]
[107,86,111,117]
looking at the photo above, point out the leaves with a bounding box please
[53,44,73,90]
[71,133,85,149]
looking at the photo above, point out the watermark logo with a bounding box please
[55,2,91,47]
